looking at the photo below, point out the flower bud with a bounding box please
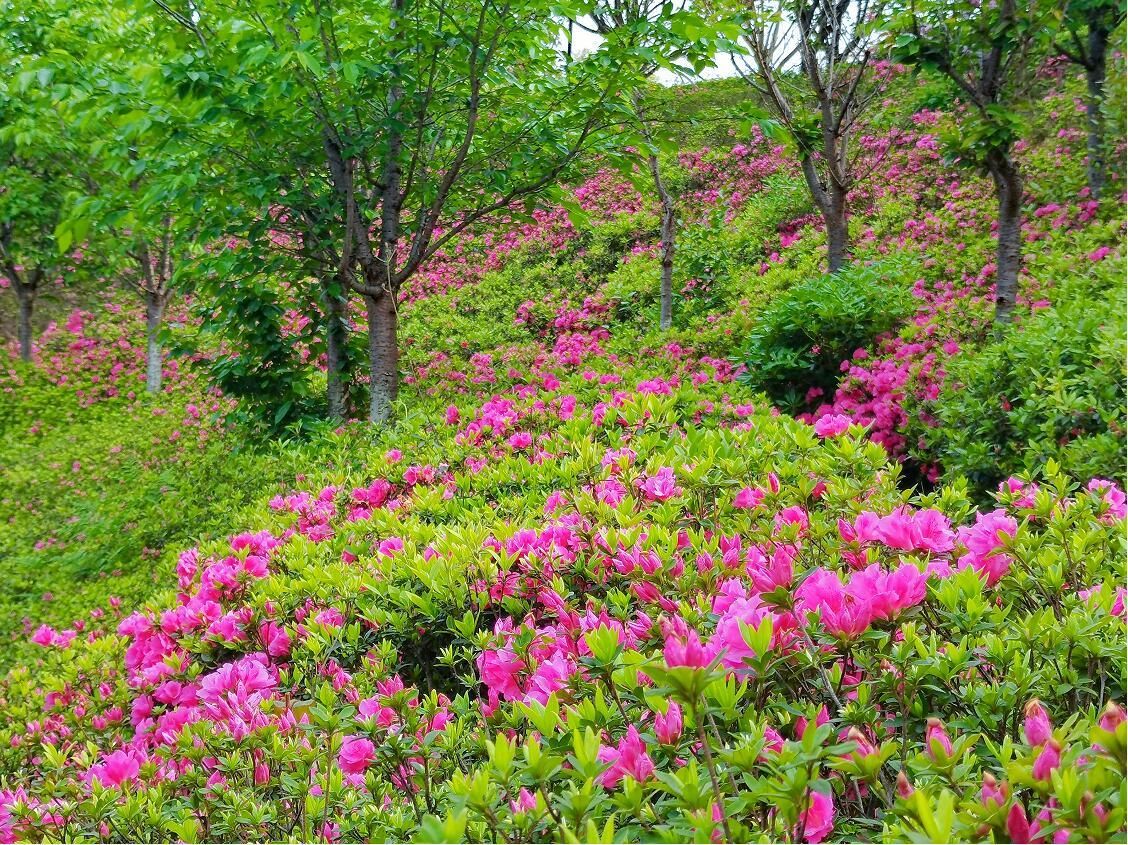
[896,771,914,799]
[925,717,953,760]
[1024,699,1053,747]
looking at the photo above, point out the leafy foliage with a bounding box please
[916,278,1127,492]
[739,262,916,411]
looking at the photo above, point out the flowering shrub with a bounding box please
[0,364,1124,841]
[914,277,1127,492]
[1,67,1126,845]
[738,261,916,412]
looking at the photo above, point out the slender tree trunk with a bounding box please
[324,283,348,421]
[631,89,677,330]
[825,181,850,274]
[1084,24,1110,199]
[144,290,166,394]
[799,157,850,273]
[15,284,34,362]
[648,152,676,331]
[988,149,1023,324]
[361,0,405,426]
[365,290,398,425]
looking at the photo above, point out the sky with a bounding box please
[561,18,742,84]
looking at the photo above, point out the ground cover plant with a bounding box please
[0,0,1125,841]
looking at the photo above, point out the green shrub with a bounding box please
[738,260,916,410]
[917,285,1127,492]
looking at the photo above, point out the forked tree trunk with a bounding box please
[365,290,399,424]
[145,290,166,393]
[1084,23,1110,199]
[988,149,1023,324]
[324,285,349,421]
[16,284,34,362]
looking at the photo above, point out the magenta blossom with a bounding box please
[797,568,873,639]
[1032,740,1061,781]
[477,646,523,700]
[654,701,684,744]
[956,509,1018,586]
[1100,701,1126,732]
[88,750,141,788]
[597,726,655,787]
[637,467,682,502]
[925,718,953,760]
[734,486,765,509]
[663,628,710,668]
[813,413,851,437]
[795,790,835,843]
[847,563,927,620]
[1024,699,1053,747]
[338,735,376,775]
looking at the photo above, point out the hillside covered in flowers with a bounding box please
[1,15,1126,845]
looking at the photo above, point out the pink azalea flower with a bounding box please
[1088,478,1127,521]
[925,718,953,760]
[507,431,533,450]
[1007,803,1032,842]
[748,545,795,593]
[637,467,681,502]
[797,569,873,639]
[795,790,834,843]
[1032,739,1061,781]
[1100,701,1126,732]
[477,647,523,700]
[734,486,765,509]
[338,735,376,775]
[258,621,292,658]
[89,749,141,788]
[654,701,683,744]
[509,787,537,814]
[523,652,574,705]
[956,509,1017,586]
[847,563,926,620]
[597,726,655,787]
[663,628,710,668]
[813,413,851,437]
[979,773,1006,807]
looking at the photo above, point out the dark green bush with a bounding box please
[738,261,915,410]
[917,287,1127,492]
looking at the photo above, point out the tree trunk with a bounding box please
[799,156,850,273]
[145,290,166,394]
[365,290,398,424]
[631,89,677,331]
[648,151,676,331]
[15,283,34,362]
[988,149,1023,324]
[1084,23,1110,199]
[324,285,348,421]
[825,182,850,274]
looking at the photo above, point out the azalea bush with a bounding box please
[739,262,916,412]
[0,360,1124,841]
[915,275,1127,493]
[0,60,1126,845]
[0,296,355,667]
